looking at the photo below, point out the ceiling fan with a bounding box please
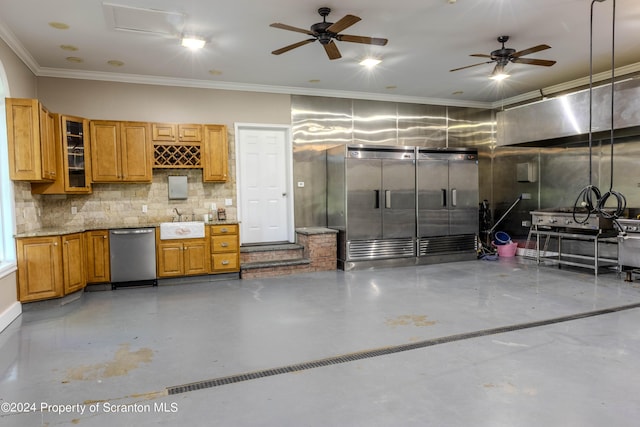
[270,7,388,60]
[450,35,556,77]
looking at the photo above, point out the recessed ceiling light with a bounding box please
[308,79,321,84]
[107,60,124,67]
[60,45,78,51]
[49,22,69,30]
[360,58,382,68]
[452,90,464,95]
[181,36,205,49]
[208,69,223,76]
[65,57,83,63]
[385,85,397,90]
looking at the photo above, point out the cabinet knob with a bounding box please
[221,260,229,265]
[220,228,228,233]
[220,242,228,247]
[103,236,107,239]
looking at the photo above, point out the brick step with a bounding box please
[240,243,304,264]
[240,258,311,279]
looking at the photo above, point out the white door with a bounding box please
[236,125,293,245]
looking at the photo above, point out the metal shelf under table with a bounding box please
[528,227,619,275]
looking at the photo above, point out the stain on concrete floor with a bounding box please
[385,314,436,328]
[66,343,153,381]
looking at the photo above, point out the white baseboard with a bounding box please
[0,301,22,333]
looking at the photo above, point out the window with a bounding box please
[0,62,17,274]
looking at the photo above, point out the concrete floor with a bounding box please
[1,257,640,426]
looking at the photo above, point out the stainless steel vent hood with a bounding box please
[496,77,640,146]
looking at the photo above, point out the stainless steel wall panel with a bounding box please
[447,107,495,148]
[353,99,398,145]
[397,103,446,146]
[292,96,353,228]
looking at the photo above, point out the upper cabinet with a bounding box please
[152,123,202,143]
[90,120,152,183]
[5,98,57,181]
[202,124,228,182]
[31,115,92,194]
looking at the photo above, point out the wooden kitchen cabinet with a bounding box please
[152,123,202,142]
[209,224,239,272]
[6,98,57,182]
[85,230,110,283]
[16,236,63,302]
[16,233,87,302]
[157,237,210,278]
[31,115,92,195]
[62,233,86,294]
[202,124,228,182]
[90,120,152,182]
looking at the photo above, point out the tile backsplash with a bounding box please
[14,168,236,234]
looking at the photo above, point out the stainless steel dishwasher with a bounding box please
[109,227,157,289]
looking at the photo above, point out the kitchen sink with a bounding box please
[159,221,205,240]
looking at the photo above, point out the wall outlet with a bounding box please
[71,206,77,215]
[225,198,233,206]
[142,204,147,213]
[297,181,305,188]
[210,202,217,211]
[521,193,532,200]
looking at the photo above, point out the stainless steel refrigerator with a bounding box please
[327,145,416,269]
[417,148,478,259]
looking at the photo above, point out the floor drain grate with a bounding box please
[166,302,640,395]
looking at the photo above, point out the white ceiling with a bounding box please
[1,0,639,108]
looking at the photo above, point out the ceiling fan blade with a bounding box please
[449,61,494,72]
[270,23,315,36]
[337,34,388,46]
[511,44,551,58]
[323,40,342,60]
[511,57,556,66]
[272,39,316,55]
[470,53,492,59]
[326,14,361,34]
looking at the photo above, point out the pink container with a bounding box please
[496,242,518,257]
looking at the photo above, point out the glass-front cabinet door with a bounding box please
[62,115,92,193]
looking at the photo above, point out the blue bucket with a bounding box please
[494,231,511,245]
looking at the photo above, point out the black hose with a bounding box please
[573,0,625,225]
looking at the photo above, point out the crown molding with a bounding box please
[0,20,39,74]
[36,66,493,109]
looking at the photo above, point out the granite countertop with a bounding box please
[15,221,239,238]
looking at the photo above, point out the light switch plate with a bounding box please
[225,198,233,206]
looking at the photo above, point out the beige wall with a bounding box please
[0,38,36,98]
[0,37,36,321]
[36,78,291,126]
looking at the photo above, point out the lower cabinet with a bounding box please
[209,224,240,273]
[85,230,110,283]
[157,238,209,278]
[16,233,86,303]
[62,233,86,295]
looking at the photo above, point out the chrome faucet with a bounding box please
[173,208,182,222]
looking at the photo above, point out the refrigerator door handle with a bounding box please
[385,190,392,209]
[374,190,380,209]
[452,188,457,207]
[441,189,447,207]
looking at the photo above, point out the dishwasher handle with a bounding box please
[111,229,155,235]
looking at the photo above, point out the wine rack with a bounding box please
[153,144,202,168]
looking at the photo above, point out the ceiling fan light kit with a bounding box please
[181,36,205,49]
[450,35,556,78]
[270,7,388,60]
